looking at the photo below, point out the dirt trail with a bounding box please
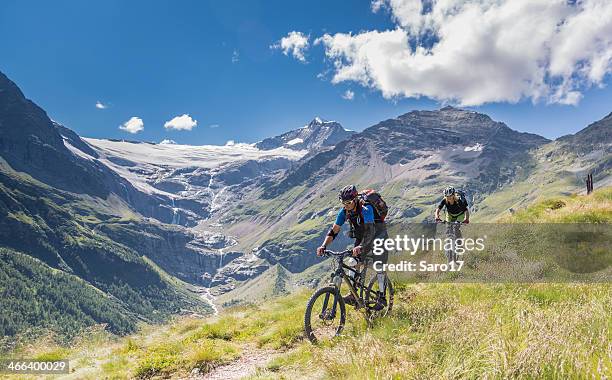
[187,345,279,380]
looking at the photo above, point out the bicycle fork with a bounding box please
[319,274,344,320]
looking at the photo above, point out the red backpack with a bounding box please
[359,189,388,222]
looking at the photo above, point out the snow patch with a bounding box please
[286,138,304,146]
[62,138,95,161]
[464,143,484,152]
[83,138,307,196]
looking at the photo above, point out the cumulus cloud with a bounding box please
[232,49,240,63]
[271,31,310,62]
[342,89,355,100]
[164,114,198,131]
[119,117,144,134]
[95,101,107,109]
[159,139,177,145]
[306,0,612,106]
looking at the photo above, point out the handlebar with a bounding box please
[322,249,353,257]
[435,220,466,225]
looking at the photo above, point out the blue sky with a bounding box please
[0,0,610,144]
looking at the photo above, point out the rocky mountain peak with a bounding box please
[256,117,355,151]
[0,71,109,195]
[440,105,458,111]
[0,71,64,150]
[397,106,494,127]
[306,117,339,128]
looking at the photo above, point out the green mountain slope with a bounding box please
[0,248,136,339]
[0,161,212,341]
[0,73,215,343]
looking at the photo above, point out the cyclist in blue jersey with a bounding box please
[316,185,389,308]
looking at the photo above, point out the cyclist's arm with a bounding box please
[460,199,470,222]
[321,224,341,248]
[359,224,375,255]
[357,205,375,255]
[435,199,445,220]
[319,209,345,250]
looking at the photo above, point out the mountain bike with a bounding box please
[304,249,394,343]
[436,220,466,263]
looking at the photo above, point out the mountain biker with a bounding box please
[316,185,388,308]
[435,186,470,224]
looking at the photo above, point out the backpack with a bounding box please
[359,189,388,222]
[455,189,469,209]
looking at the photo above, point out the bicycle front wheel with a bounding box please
[304,286,346,344]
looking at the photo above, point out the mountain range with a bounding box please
[0,70,610,339]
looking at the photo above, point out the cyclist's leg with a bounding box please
[445,212,457,223]
[446,213,464,262]
[453,213,464,239]
[445,214,459,262]
[373,224,389,293]
[454,212,465,223]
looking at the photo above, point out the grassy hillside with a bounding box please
[5,188,609,379]
[500,186,612,223]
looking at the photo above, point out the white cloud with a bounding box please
[95,101,107,109]
[371,0,385,13]
[164,114,198,131]
[232,49,240,63]
[306,0,612,106]
[119,117,144,134]
[342,89,355,100]
[225,140,235,146]
[159,139,177,145]
[271,31,310,62]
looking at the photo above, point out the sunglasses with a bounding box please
[342,199,354,205]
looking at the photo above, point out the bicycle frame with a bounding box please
[436,220,464,262]
[321,250,371,318]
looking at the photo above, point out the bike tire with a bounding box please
[365,274,394,318]
[304,286,346,344]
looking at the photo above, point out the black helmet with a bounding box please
[339,185,358,201]
[444,186,455,196]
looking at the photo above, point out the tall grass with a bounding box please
[503,187,612,223]
[283,283,611,379]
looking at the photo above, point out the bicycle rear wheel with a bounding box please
[365,274,394,318]
[304,286,346,343]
